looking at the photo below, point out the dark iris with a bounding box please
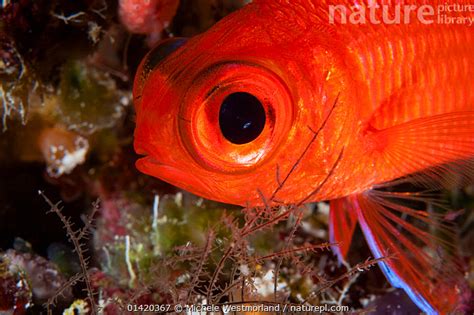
[219,92,266,144]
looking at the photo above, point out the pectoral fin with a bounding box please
[367,111,474,188]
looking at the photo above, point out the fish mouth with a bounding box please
[135,153,214,200]
[134,142,153,159]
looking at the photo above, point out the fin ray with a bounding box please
[351,186,469,314]
[329,198,358,262]
[368,111,474,189]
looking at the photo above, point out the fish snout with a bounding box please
[133,37,188,109]
[141,38,188,71]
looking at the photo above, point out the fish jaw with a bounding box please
[134,155,266,206]
[136,155,215,201]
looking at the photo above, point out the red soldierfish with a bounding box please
[133,1,473,313]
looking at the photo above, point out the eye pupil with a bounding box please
[219,92,266,144]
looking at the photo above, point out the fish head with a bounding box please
[133,5,351,206]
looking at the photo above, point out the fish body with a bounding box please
[133,1,473,313]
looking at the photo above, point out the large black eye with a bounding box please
[219,92,266,144]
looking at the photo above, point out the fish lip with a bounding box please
[134,142,151,157]
[134,145,214,199]
[134,142,166,165]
